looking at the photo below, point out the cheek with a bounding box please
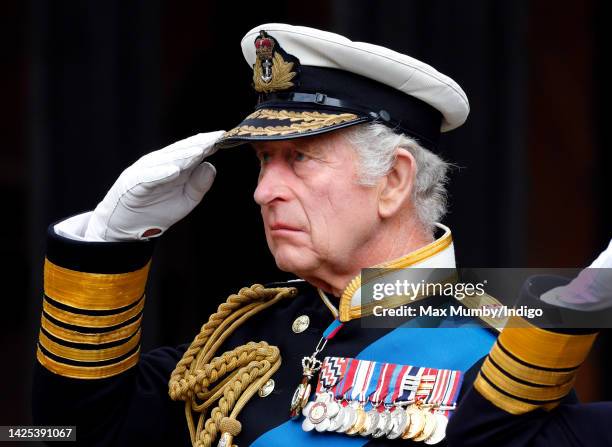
[310,183,379,247]
[331,182,378,217]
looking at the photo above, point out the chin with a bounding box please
[271,246,317,276]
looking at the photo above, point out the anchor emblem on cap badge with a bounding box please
[255,31,275,83]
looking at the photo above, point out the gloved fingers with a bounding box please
[155,131,226,155]
[143,154,211,191]
[135,131,226,167]
[128,161,214,205]
[184,162,217,203]
[135,145,206,171]
[131,146,212,188]
[169,146,208,172]
[132,164,182,190]
[182,131,226,156]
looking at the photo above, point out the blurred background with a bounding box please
[1,0,610,437]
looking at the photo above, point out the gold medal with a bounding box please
[290,353,324,419]
[290,333,332,419]
[346,405,366,435]
[289,378,311,419]
[403,406,425,439]
[414,410,438,442]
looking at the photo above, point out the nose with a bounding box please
[253,157,292,206]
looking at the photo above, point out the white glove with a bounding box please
[85,131,225,241]
[540,238,612,310]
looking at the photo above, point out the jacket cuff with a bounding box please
[474,316,597,415]
[36,224,155,379]
[473,274,600,415]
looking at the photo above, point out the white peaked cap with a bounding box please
[240,23,470,132]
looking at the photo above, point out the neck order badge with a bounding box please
[289,319,345,419]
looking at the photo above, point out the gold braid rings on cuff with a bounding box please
[169,284,297,447]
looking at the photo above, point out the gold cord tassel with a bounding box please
[169,284,297,447]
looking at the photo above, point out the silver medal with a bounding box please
[315,417,331,432]
[372,409,392,438]
[424,413,448,445]
[301,394,323,432]
[387,408,409,439]
[360,408,380,437]
[327,405,346,431]
[338,405,357,433]
[323,399,340,429]
[302,417,315,432]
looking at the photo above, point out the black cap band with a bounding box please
[257,66,443,149]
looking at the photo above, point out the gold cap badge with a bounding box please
[253,30,298,93]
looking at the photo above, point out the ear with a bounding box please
[378,148,416,218]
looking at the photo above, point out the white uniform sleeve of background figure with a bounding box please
[52,131,225,243]
[540,238,612,310]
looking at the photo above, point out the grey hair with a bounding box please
[343,122,451,231]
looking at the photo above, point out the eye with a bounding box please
[294,151,307,162]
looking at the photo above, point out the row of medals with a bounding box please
[301,392,448,445]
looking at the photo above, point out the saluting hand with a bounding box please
[85,131,225,241]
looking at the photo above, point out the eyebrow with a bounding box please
[251,141,323,156]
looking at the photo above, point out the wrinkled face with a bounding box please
[253,131,381,280]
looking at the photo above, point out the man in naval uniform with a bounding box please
[32,23,584,446]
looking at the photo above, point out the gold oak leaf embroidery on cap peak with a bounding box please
[222,109,359,138]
